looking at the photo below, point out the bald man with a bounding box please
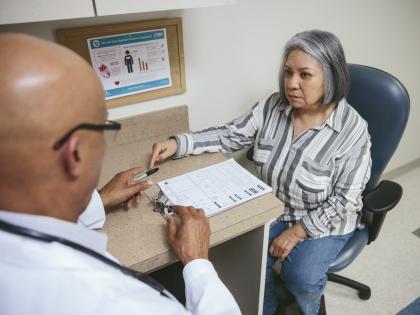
[0,34,240,315]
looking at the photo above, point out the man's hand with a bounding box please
[269,223,307,262]
[99,167,153,212]
[166,206,210,265]
[149,138,177,168]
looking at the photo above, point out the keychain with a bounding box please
[143,185,174,217]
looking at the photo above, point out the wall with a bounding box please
[0,0,419,171]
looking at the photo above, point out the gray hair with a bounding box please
[279,30,349,106]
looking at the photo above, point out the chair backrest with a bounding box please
[346,64,410,193]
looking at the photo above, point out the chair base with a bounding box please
[327,273,371,300]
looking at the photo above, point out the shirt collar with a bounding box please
[279,102,290,112]
[325,98,347,132]
[0,210,108,255]
[282,98,348,133]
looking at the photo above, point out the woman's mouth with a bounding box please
[288,95,302,100]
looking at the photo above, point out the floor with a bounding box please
[324,165,420,315]
[233,151,420,315]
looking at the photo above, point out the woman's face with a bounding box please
[283,49,325,110]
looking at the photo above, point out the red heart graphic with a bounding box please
[114,81,120,85]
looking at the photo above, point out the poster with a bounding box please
[87,29,172,100]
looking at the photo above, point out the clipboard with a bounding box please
[145,159,272,217]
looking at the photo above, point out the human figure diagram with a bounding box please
[124,50,134,73]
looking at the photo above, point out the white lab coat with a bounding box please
[77,190,107,229]
[0,192,241,315]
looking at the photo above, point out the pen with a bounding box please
[133,168,159,183]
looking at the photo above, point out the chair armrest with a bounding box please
[362,180,402,244]
[363,180,402,213]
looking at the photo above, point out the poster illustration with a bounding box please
[87,29,172,100]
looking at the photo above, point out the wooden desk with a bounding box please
[98,106,283,314]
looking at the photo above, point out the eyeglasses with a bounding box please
[53,120,121,150]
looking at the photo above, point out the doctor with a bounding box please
[0,33,241,315]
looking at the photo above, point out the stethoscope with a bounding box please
[0,219,177,301]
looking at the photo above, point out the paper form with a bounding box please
[157,159,272,217]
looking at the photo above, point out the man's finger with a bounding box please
[196,208,206,217]
[186,206,199,217]
[132,180,153,192]
[135,193,141,204]
[166,216,177,242]
[128,166,145,177]
[172,205,192,220]
[120,181,152,202]
[135,180,153,190]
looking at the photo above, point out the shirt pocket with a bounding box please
[253,137,275,166]
[294,157,333,205]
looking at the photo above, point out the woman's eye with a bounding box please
[284,69,292,76]
[301,72,311,78]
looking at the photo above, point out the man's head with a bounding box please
[0,33,107,221]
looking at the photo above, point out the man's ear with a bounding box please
[61,135,82,179]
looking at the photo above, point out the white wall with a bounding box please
[1,0,419,171]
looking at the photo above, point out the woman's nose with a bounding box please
[286,74,299,90]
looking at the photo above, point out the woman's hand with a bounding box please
[269,223,307,262]
[149,138,177,168]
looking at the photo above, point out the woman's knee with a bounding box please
[280,262,325,294]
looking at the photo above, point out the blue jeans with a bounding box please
[263,221,353,315]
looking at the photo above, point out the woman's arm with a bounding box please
[149,93,282,168]
[173,102,262,158]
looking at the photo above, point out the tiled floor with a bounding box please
[324,165,420,315]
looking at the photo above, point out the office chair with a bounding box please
[247,64,410,311]
[326,64,409,300]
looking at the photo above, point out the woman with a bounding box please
[149,30,371,315]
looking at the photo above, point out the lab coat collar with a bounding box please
[0,210,108,255]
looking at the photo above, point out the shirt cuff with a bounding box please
[302,211,332,238]
[77,190,106,229]
[183,259,217,284]
[172,133,194,158]
[183,259,241,314]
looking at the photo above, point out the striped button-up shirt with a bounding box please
[174,93,371,238]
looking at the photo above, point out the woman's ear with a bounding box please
[61,134,82,179]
